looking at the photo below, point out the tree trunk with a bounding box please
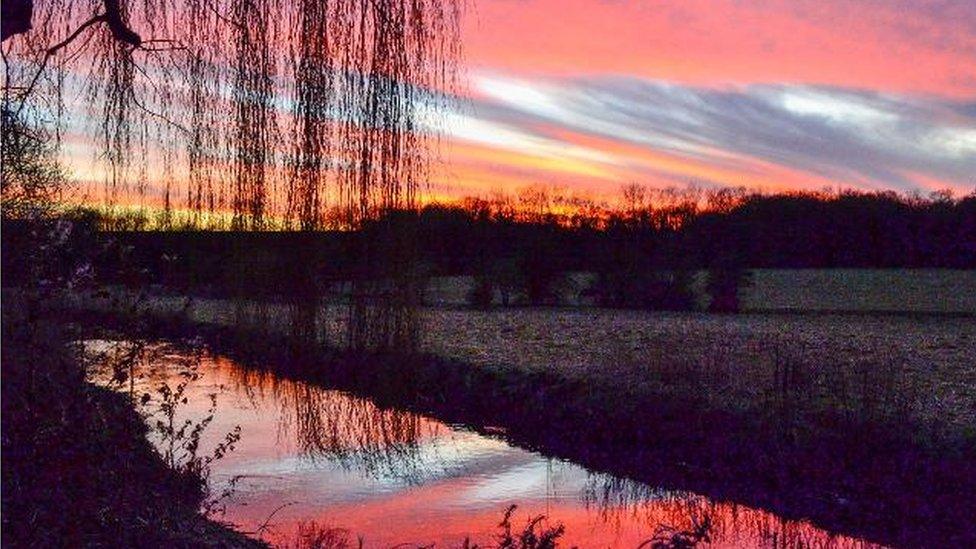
[2,0,140,46]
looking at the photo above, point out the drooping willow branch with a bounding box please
[3,0,461,352]
[2,0,462,229]
[1,0,142,45]
[14,13,106,112]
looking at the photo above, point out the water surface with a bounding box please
[86,340,882,548]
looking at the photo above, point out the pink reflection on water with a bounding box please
[86,341,884,548]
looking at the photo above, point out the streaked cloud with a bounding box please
[434,72,976,196]
[50,0,976,204]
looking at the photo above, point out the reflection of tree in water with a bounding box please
[582,474,671,526]
[227,363,452,483]
[91,346,461,484]
[581,474,883,548]
[84,340,201,396]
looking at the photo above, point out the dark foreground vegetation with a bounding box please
[0,299,571,548]
[0,295,262,548]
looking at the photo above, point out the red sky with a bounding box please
[47,0,976,209]
[463,0,976,97]
[429,0,976,200]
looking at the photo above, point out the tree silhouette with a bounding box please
[2,0,461,229]
[3,0,462,352]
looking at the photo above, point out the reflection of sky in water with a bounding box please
[84,341,885,548]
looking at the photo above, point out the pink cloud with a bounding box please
[462,0,976,97]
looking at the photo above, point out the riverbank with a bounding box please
[0,298,263,548]
[61,291,976,548]
[69,289,976,442]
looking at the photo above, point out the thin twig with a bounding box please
[205,0,246,30]
[250,501,298,536]
[14,14,109,113]
[136,39,190,52]
[127,65,190,135]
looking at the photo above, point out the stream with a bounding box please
[85,340,882,548]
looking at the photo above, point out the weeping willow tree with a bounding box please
[2,0,462,350]
[2,0,460,225]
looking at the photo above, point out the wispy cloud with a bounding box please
[53,0,976,204]
[436,72,976,196]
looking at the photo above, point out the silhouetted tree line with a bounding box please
[409,187,976,309]
[3,187,973,311]
[683,189,976,269]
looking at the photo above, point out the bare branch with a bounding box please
[15,14,107,114]
[102,0,142,46]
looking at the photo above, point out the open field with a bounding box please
[71,289,976,445]
[732,269,976,314]
[421,308,976,439]
[422,269,976,314]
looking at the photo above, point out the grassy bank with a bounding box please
[0,297,263,548]
[63,293,976,548]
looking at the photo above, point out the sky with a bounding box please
[46,0,976,209]
[431,0,976,200]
